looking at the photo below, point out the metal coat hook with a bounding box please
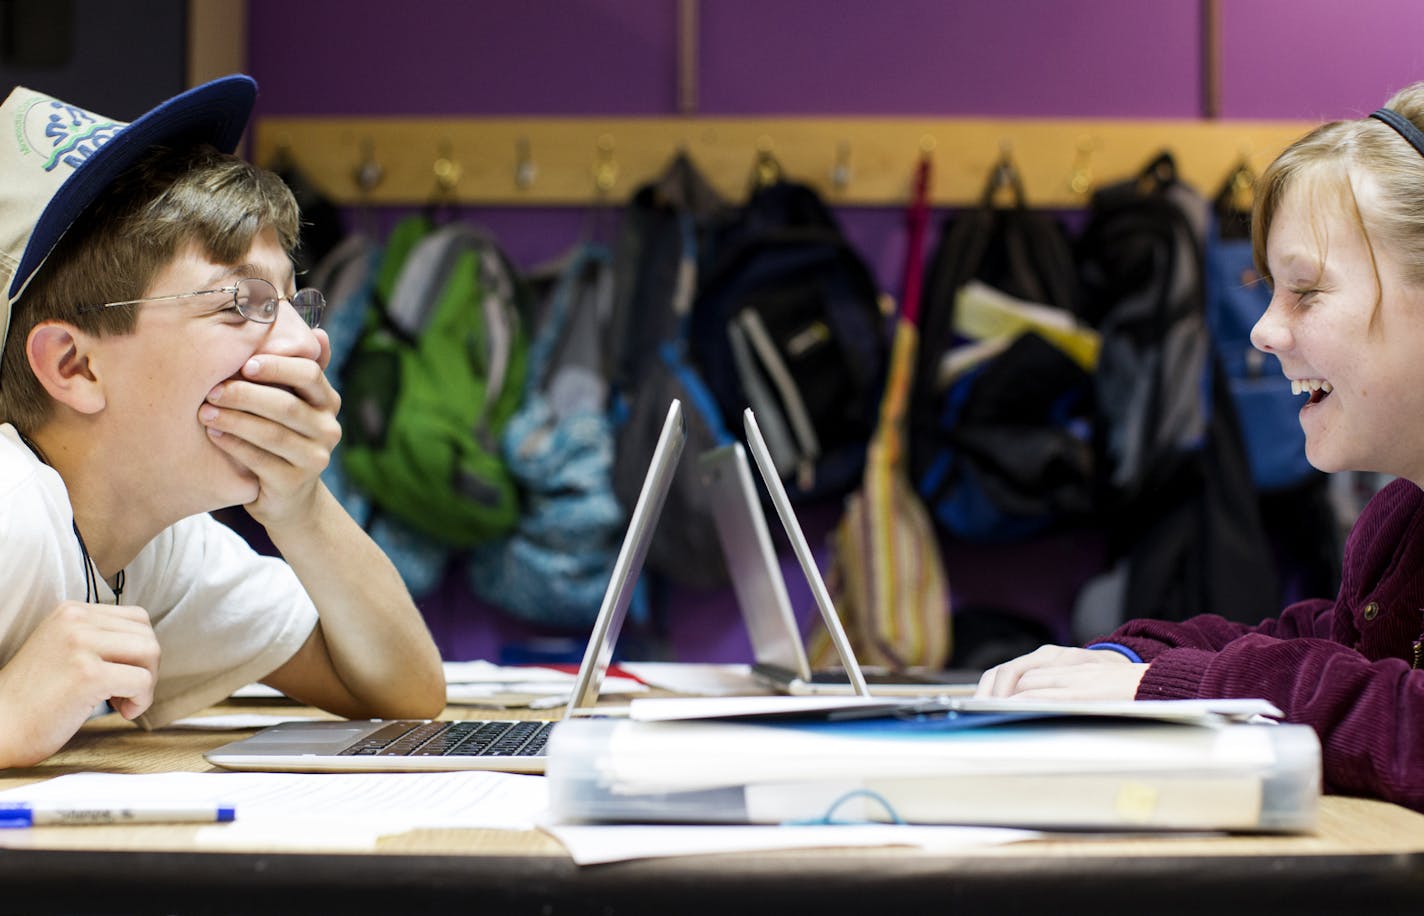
[1231,145,1256,192]
[514,136,537,190]
[830,140,853,192]
[992,141,1016,185]
[352,137,384,194]
[433,140,463,196]
[593,133,619,195]
[1069,135,1099,196]
[983,142,1026,207]
[753,135,781,189]
[1221,144,1257,215]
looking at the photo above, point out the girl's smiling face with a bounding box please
[1251,172,1424,484]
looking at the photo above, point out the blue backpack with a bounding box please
[467,244,627,627]
[1204,189,1314,492]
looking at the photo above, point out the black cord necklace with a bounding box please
[16,430,125,604]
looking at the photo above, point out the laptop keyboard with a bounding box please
[337,719,554,758]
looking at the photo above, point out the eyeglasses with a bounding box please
[79,277,325,328]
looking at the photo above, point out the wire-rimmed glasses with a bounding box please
[79,277,325,328]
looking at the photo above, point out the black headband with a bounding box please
[1371,108,1424,158]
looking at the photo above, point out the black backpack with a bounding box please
[909,157,1094,541]
[689,179,888,502]
[608,153,735,590]
[604,152,725,395]
[1075,152,1277,628]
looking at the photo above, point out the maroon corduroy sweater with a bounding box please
[1099,478,1424,811]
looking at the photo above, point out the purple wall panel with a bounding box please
[250,0,1205,118]
[697,0,1201,116]
[247,0,677,115]
[244,1,1424,124]
[1220,0,1424,121]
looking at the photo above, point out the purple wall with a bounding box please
[695,0,1201,117]
[242,0,1424,664]
[249,0,1424,121]
[248,1,678,116]
[1221,0,1424,120]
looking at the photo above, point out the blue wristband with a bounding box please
[1086,642,1143,663]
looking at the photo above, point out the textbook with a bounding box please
[545,708,1321,833]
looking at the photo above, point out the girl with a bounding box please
[977,82,1424,812]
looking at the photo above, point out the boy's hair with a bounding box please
[0,144,300,431]
[1253,82,1424,298]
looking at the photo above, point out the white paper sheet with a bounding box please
[447,675,646,708]
[230,661,567,699]
[0,770,550,847]
[441,660,571,684]
[617,662,761,696]
[233,661,648,707]
[627,695,906,721]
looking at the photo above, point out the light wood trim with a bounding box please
[185,0,247,89]
[678,0,699,115]
[252,115,1317,208]
[1203,0,1222,119]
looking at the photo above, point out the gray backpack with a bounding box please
[467,244,626,627]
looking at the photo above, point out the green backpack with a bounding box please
[340,216,528,547]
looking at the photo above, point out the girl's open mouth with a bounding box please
[1292,378,1332,405]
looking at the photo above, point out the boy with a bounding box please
[0,75,445,767]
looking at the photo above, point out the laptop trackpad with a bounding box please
[223,720,383,753]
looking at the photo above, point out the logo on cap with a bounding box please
[17,98,122,173]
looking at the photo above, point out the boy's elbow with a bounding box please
[348,691,444,722]
[388,668,448,719]
[405,681,449,719]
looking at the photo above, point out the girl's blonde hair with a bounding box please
[1253,82,1424,294]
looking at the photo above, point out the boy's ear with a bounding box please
[26,322,105,415]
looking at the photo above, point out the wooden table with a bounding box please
[1,702,1422,915]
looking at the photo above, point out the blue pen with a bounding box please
[0,802,235,827]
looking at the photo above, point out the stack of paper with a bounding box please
[546,697,1320,833]
[234,660,648,709]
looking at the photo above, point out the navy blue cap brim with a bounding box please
[9,74,257,301]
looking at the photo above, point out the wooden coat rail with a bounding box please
[253,116,1319,208]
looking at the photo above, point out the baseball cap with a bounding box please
[0,74,257,361]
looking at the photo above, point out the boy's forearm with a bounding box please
[263,484,445,716]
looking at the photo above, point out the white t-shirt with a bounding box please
[0,424,318,727]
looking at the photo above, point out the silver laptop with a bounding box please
[731,408,977,697]
[205,399,688,775]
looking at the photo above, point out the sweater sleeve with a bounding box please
[1131,479,1424,811]
[1092,598,1336,663]
[1141,635,1424,809]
